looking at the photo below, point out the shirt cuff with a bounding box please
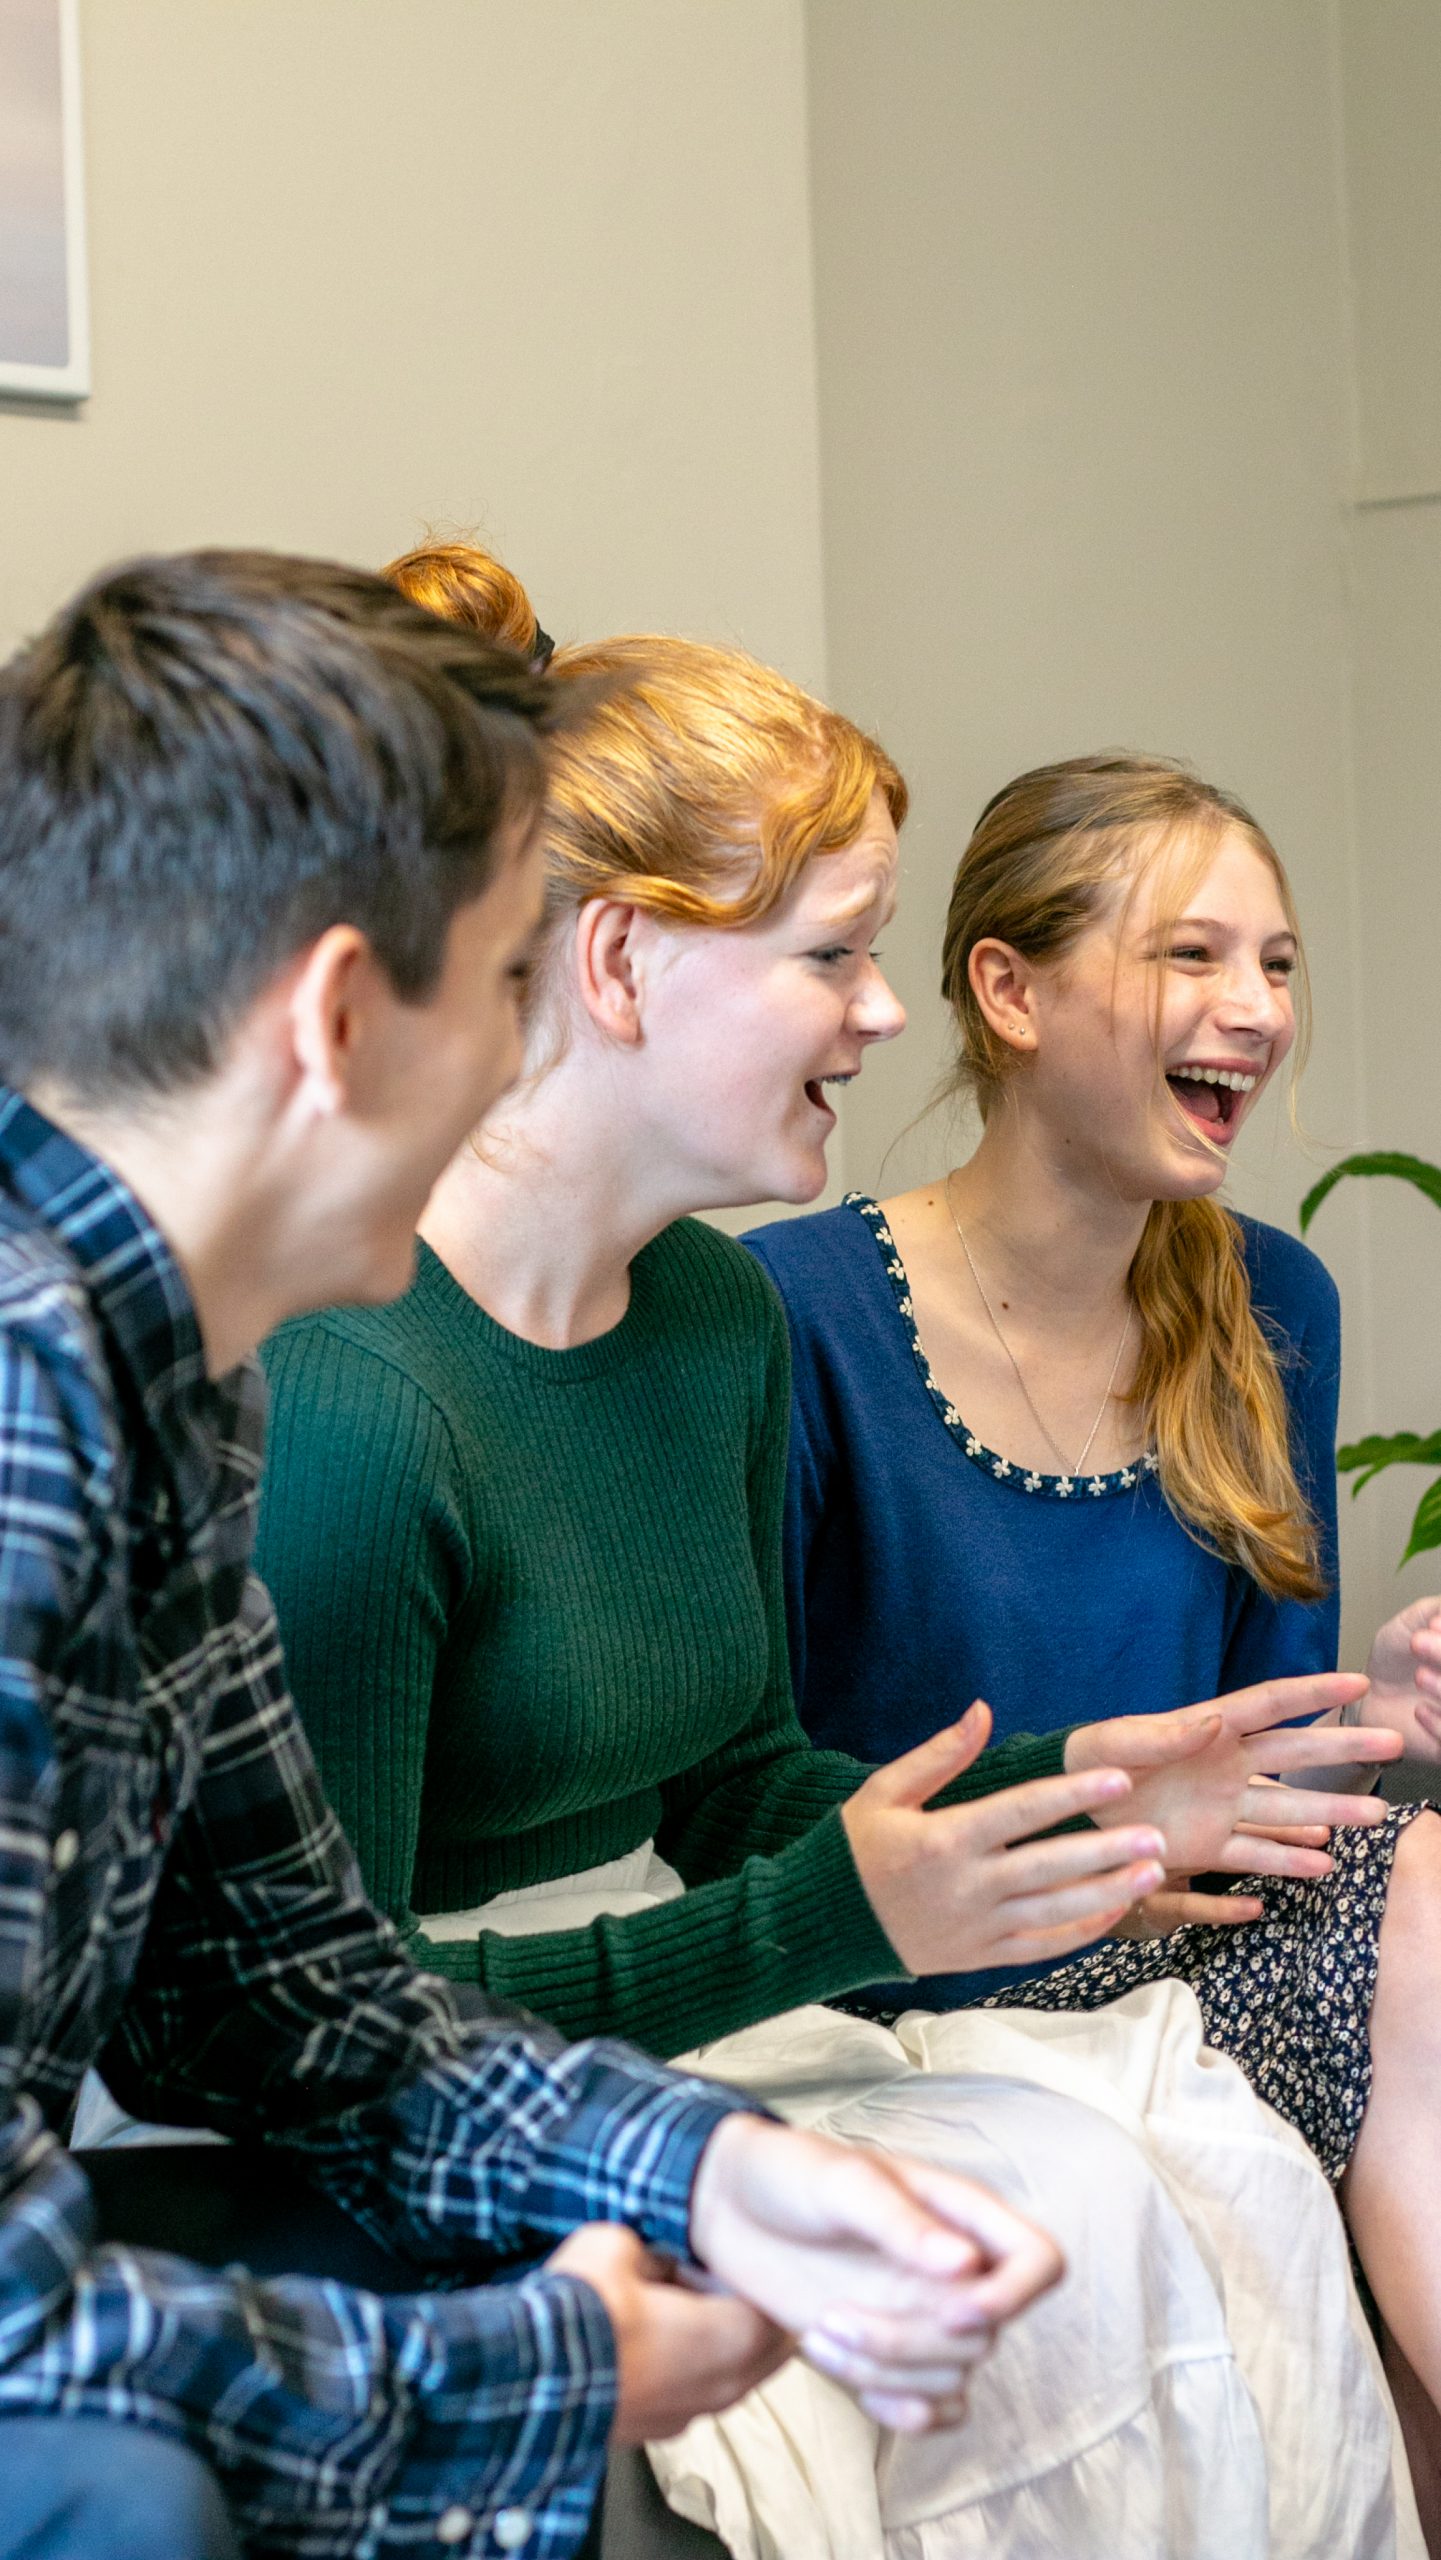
[381,2268,616,2557]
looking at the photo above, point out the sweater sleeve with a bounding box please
[255,1322,470,1949]
[473,1292,1069,2058]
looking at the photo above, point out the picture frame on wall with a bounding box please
[0,0,89,400]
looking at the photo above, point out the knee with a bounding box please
[1378,1811,1441,1989]
[54,2423,239,2560]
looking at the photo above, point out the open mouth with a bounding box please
[1165,1062,1261,1142]
[804,1071,857,1116]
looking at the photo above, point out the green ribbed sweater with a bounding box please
[256,1220,1071,2058]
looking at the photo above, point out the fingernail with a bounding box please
[1135,1862,1165,1891]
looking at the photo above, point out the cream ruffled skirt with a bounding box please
[448,1847,1422,2560]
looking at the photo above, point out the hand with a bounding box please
[1065,1671,1400,1881]
[1114,1780,1333,1937]
[1366,1596,1441,1760]
[547,2222,792,2443]
[689,2113,1063,2433]
[842,1700,1168,1976]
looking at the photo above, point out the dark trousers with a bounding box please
[0,2141,724,2559]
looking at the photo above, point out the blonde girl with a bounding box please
[747,752,1441,2528]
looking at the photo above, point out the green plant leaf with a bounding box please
[1300,1151,1441,1234]
[1402,1473,1441,1565]
[1337,1429,1441,1495]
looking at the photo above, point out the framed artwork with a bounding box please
[0,0,88,399]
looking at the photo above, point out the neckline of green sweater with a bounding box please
[412,1229,671,1384]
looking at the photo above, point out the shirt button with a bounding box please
[493,2512,532,2550]
[436,2507,475,2546]
[52,1830,79,1873]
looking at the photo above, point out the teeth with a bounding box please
[1172,1066,1258,1093]
[821,1074,856,1086]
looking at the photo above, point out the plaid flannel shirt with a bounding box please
[0,1092,753,2558]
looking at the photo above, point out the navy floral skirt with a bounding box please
[984,1802,1436,2183]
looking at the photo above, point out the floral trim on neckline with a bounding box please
[844,1192,1159,1503]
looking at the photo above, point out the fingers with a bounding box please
[1410,1619,1441,1701]
[987,1823,1165,1900]
[800,2143,993,2283]
[958,1760,1136,1852]
[994,1902,1137,1964]
[879,2155,1064,2319]
[548,2219,658,2288]
[1243,1727,1400,1779]
[1239,1771,1392,1827]
[1233,1818,1331,1847]
[1210,1833,1333,1880]
[866,1702,994,1810]
[861,2384,971,2434]
[1133,1888,1264,1932]
[628,2291,794,2442]
[998,1857,1165,1935]
[1220,1671,1369,1734]
[1073,1711,1219,1774]
[804,2313,992,2400]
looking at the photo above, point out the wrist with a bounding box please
[688,2112,763,2271]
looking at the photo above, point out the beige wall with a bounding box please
[1336,2,1441,1646]
[0,0,827,688]
[2,1,1436,1665]
[804,0,1406,1668]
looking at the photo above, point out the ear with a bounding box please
[573,898,647,1047]
[284,923,386,1115]
[968,937,1038,1053]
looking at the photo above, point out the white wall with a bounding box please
[1334,2,1441,1644]
[804,0,1397,1666]
[2,0,1436,1667]
[0,0,827,688]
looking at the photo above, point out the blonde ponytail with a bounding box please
[1130,1195,1321,1600]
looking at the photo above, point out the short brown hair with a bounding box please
[0,548,575,1101]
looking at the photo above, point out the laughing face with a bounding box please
[1017,823,1298,1204]
[628,788,906,1209]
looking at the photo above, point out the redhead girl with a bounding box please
[745,752,1441,2533]
[258,613,1414,2556]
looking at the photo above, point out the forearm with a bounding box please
[670,1723,1076,1883]
[0,2137,617,2556]
[470,1809,899,2057]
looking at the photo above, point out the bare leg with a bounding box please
[1344,1811,1441,2549]
[1383,2327,1441,2558]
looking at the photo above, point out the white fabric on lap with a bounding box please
[465,1849,1420,2560]
[418,1843,685,1940]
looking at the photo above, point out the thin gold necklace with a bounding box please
[944,1173,1133,1479]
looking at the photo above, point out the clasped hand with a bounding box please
[551,2113,1062,2444]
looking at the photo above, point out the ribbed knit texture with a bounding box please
[257,1220,1070,2057]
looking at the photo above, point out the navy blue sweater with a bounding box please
[744,1194,1341,2002]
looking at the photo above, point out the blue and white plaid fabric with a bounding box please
[0,1090,749,2557]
